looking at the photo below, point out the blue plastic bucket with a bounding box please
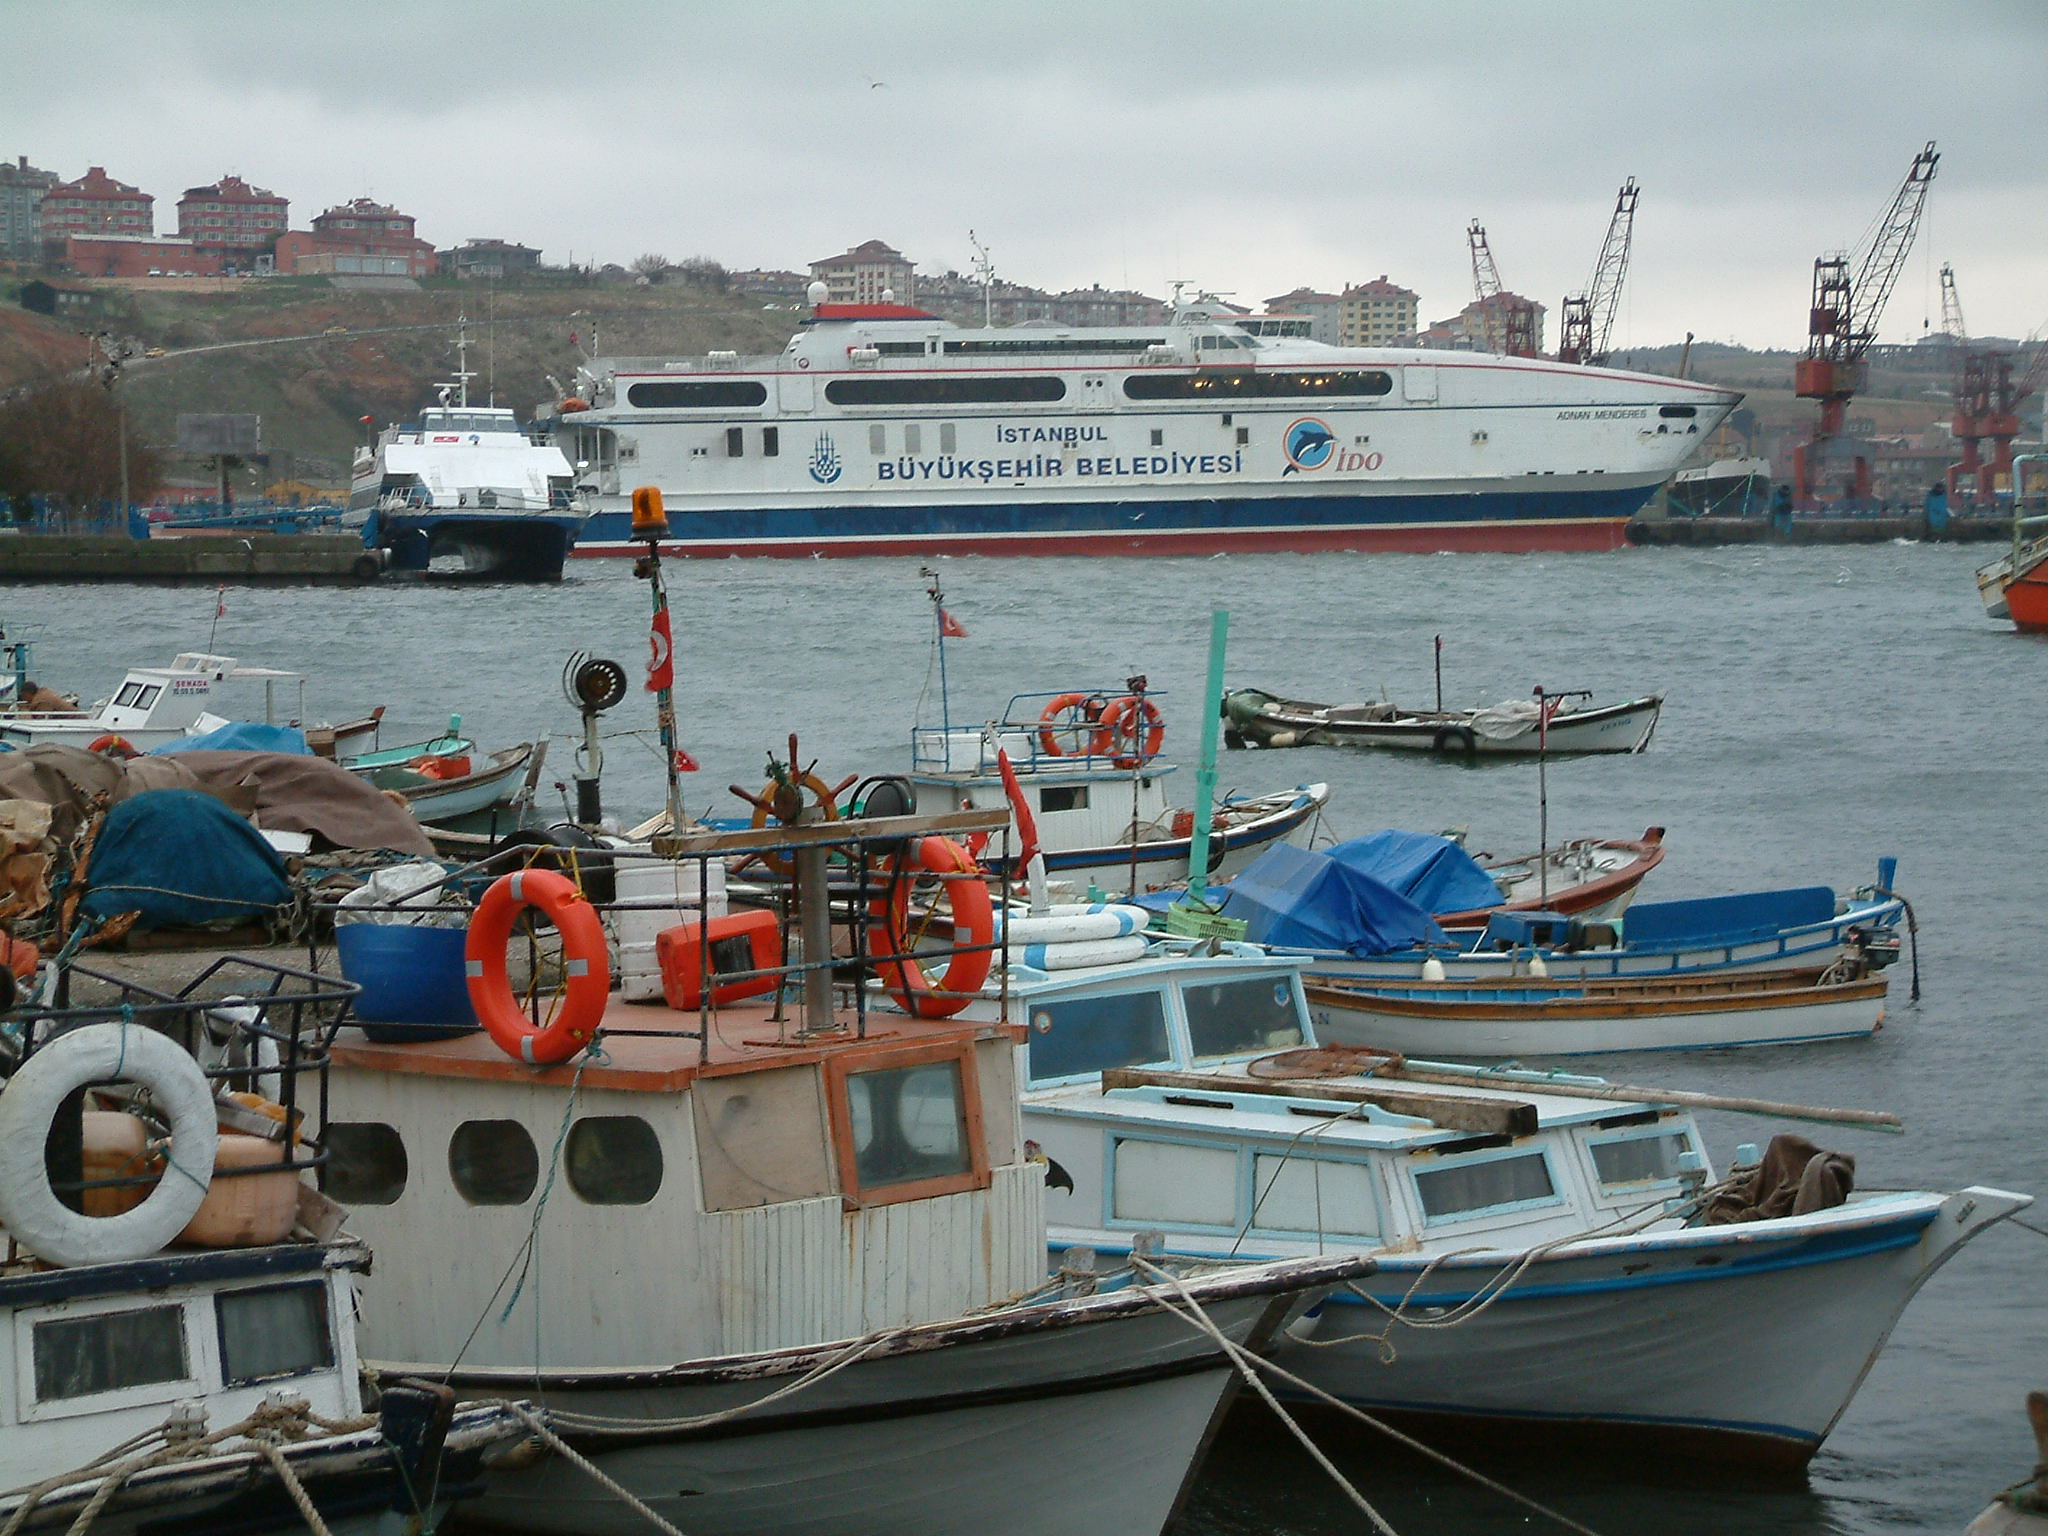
[333,922,479,1042]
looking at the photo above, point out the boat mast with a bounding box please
[450,316,476,409]
[969,231,994,329]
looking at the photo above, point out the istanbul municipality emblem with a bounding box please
[808,432,843,485]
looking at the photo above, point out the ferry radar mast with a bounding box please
[969,230,995,328]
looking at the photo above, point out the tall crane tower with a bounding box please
[1466,221,1537,357]
[1558,177,1640,366]
[1790,140,1939,507]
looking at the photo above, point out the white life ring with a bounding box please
[998,904,1152,945]
[0,1024,219,1267]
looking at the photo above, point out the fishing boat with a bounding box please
[1221,686,1662,755]
[349,325,586,581]
[0,955,529,1533]
[1964,1393,2048,1535]
[355,740,545,827]
[1301,962,1889,1056]
[901,687,1327,893]
[314,809,1366,1536]
[1664,454,1772,518]
[973,941,2028,1469]
[0,653,341,755]
[550,288,1740,559]
[1975,510,2048,631]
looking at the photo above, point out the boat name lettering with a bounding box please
[170,679,210,694]
[875,452,1243,482]
[1555,408,1648,421]
[993,424,1110,445]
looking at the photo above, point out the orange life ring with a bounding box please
[0,932,38,981]
[87,734,138,759]
[1037,692,1111,758]
[866,836,994,1019]
[465,869,611,1066]
[1098,694,1165,767]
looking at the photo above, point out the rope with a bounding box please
[2008,1215,2048,1241]
[1129,1258,1609,1536]
[1877,889,1923,1003]
[463,1401,690,1536]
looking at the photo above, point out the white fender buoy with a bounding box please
[0,1024,219,1267]
[1421,956,1448,982]
[998,904,1151,945]
[1018,935,1151,971]
[1527,952,1550,978]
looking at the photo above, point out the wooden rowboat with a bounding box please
[1223,686,1662,755]
[1453,826,1667,927]
[1303,962,1888,1057]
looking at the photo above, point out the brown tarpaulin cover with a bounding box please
[165,752,433,856]
[1701,1133,1855,1224]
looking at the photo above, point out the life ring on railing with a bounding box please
[1098,695,1165,767]
[86,734,138,759]
[866,836,995,1018]
[1037,693,1111,758]
[0,1023,219,1267]
[465,868,611,1066]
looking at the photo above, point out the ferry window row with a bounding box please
[1123,370,1393,401]
[626,369,1396,413]
[321,1116,665,1207]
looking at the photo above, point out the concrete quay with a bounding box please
[0,534,380,583]
[1628,513,2011,546]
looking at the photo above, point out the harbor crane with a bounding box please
[1790,140,1939,508]
[1557,177,1639,366]
[1466,221,1538,358]
[1944,298,2048,511]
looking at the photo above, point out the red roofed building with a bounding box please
[1338,276,1419,347]
[40,166,152,245]
[275,197,436,277]
[59,233,221,278]
[176,175,288,262]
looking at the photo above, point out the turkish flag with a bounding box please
[995,749,1040,867]
[939,607,967,638]
[672,747,699,772]
[646,608,674,692]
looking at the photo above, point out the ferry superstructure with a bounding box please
[555,294,1740,558]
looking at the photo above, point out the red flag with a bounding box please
[671,747,698,773]
[214,584,226,620]
[939,608,967,638]
[646,608,673,692]
[995,748,1040,867]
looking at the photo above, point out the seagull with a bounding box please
[862,75,889,90]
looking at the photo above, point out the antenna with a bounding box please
[969,230,994,328]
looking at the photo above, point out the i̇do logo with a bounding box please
[1283,417,1336,473]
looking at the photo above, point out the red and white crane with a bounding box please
[1558,177,1640,367]
[1942,265,2047,508]
[1791,140,1939,508]
[1466,220,1538,358]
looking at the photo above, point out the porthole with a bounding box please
[320,1122,407,1205]
[565,1116,664,1205]
[448,1119,539,1206]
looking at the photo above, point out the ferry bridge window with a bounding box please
[625,381,768,409]
[725,427,745,458]
[34,1305,189,1402]
[1123,370,1393,402]
[449,1119,540,1206]
[1026,991,1170,1082]
[845,1061,972,1189]
[217,1283,332,1385]
[566,1116,665,1205]
[320,1121,407,1205]
[1414,1151,1557,1221]
[1184,977,1304,1059]
[825,377,1067,406]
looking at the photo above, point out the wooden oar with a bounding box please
[1248,1046,1903,1133]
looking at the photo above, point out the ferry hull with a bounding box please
[569,484,1650,559]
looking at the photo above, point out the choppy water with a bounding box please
[13,541,2045,1534]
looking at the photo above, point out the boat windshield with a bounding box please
[1184,975,1305,1059]
[418,410,520,434]
[1025,990,1171,1083]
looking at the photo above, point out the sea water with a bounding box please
[14,540,2044,1534]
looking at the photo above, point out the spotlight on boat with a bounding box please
[630,485,669,542]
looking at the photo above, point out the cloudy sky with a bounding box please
[18,0,2046,349]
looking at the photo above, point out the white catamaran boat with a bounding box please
[552,287,1740,558]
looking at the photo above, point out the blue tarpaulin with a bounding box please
[1213,842,1446,954]
[151,722,311,756]
[1619,887,1837,949]
[79,788,292,929]
[1322,830,1505,916]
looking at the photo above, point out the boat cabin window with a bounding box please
[1111,1136,1237,1228]
[1183,976,1304,1060]
[625,381,769,409]
[217,1282,333,1385]
[825,377,1067,406]
[1586,1129,1694,1191]
[566,1116,665,1205]
[1122,370,1393,401]
[33,1304,189,1402]
[112,681,161,710]
[825,1042,990,1207]
[1039,785,1088,813]
[1413,1149,1560,1224]
[448,1119,540,1206]
[1250,1152,1380,1240]
[762,426,780,458]
[320,1121,408,1205]
[725,427,744,458]
[1026,990,1170,1082]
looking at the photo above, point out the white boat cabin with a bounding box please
[0,654,307,752]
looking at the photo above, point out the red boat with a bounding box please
[1444,825,1667,929]
[1977,515,2048,632]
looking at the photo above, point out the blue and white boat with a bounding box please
[922,940,2027,1468]
[552,289,1739,558]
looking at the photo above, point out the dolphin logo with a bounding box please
[1284,418,1336,473]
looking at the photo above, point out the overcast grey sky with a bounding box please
[15,0,2046,349]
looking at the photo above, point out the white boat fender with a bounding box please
[1421,956,1447,982]
[0,1023,219,1267]
[1019,935,1151,971]
[1527,953,1549,978]
[998,904,1151,945]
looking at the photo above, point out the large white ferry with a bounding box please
[554,289,1739,558]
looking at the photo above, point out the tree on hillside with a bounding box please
[631,253,673,284]
[0,374,161,523]
[672,257,730,292]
